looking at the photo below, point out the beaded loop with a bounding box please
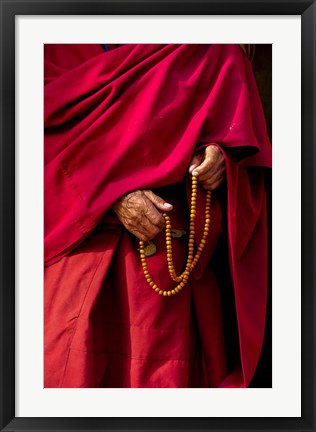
[139,175,211,296]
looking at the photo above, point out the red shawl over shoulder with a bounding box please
[44,44,271,388]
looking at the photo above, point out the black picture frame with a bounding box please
[1,1,315,431]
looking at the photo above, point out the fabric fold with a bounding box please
[44,44,271,388]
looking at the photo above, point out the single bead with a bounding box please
[163,291,168,297]
[167,291,172,296]
[159,290,163,295]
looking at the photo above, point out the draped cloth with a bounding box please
[44,44,272,388]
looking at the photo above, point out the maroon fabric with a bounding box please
[44,44,272,388]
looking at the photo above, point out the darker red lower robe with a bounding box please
[44,44,272,388]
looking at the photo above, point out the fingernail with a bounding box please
[189,165,196,173]
[163,203,173,208]
[192,170,199,176]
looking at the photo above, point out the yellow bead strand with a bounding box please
[139,175,211,296]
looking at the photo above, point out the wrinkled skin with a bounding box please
[112,144,225,241]
[112,189,173,242]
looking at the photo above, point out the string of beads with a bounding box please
[139,175,211,296]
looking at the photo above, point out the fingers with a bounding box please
[191,145,220,177]
[201,168,226,191]
[190,145,226,191]
[112,190,168,241]
[128,196,164,240]
[142,196,166,229]
[188,153,203,174]
[143,190,173,212]
[197,158,223,182]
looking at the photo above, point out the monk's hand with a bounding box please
[112,190,173,241]
[188,144,225,190]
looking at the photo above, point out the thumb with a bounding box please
[189,152,203,174]
[191,145,219,177]
[143,190,173,212]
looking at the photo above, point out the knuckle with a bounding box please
[146,232,155,241]
[202,184,212,191]
[156,197,164,205]
[153,225,162,235]
[153,211,164,223]
[134,213,142,222]
[203,179,213,188]
[144,207,155,219]
[202,173,212,182]
[157,218,165,228]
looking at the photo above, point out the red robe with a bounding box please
[44,44,272,387]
